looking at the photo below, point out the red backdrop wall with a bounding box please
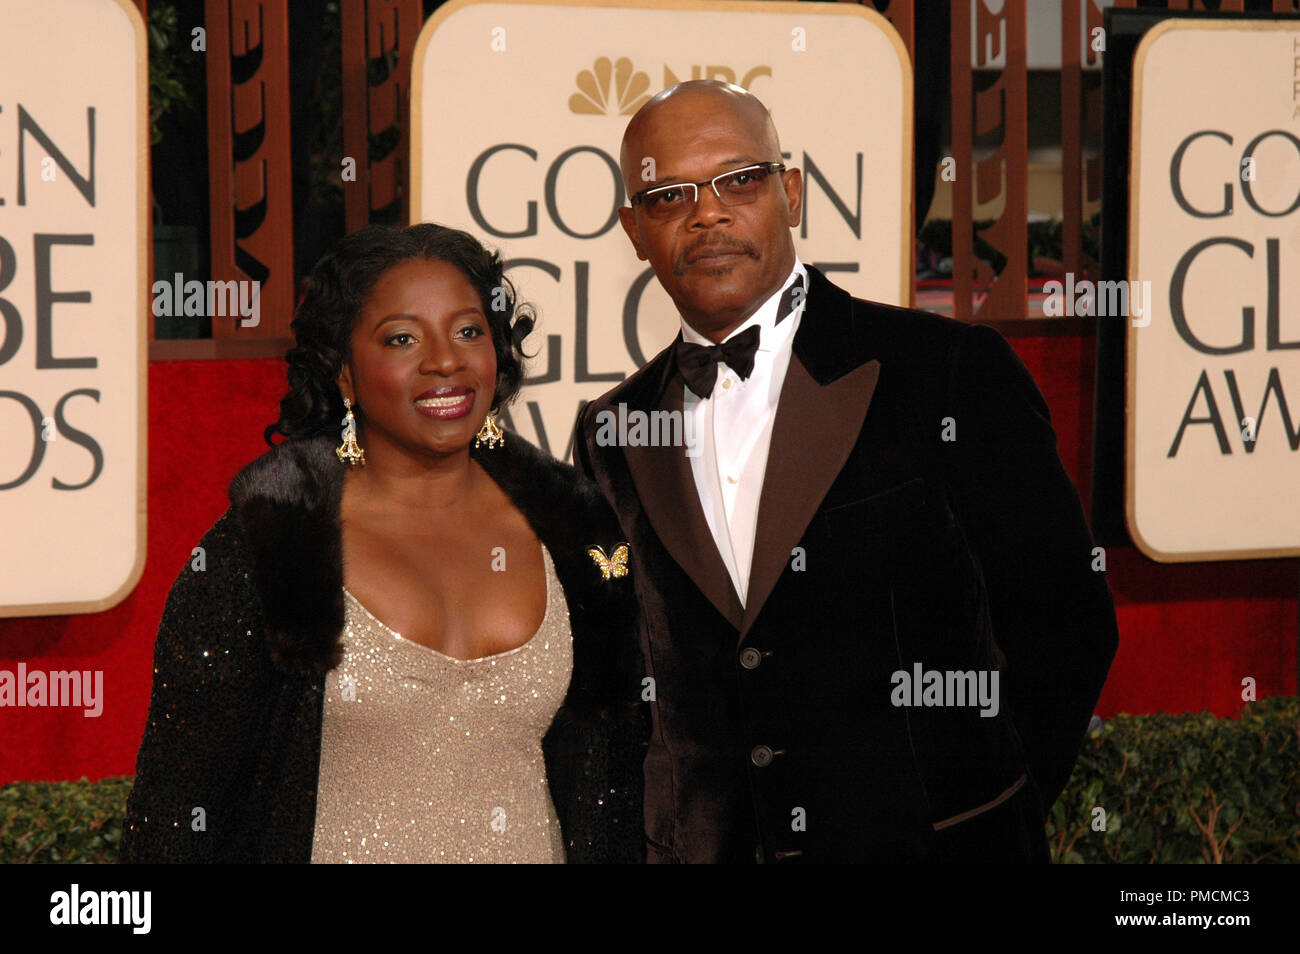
[1,342,1296,783]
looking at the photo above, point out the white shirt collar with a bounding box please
[680,256,807,350]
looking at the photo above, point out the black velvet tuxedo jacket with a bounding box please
[573,264,1120,863]
[120,433,646,863]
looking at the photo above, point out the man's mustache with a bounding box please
[674,239,760,274]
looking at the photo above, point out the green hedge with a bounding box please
[0,775,131,864]
[1047,695,1300,863]
[3,697,1297,863]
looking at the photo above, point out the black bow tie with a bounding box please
[675,280,805,398]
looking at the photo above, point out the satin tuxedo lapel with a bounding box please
[739,266,881,641]
[619,348,745,629]
[740,356,879,642]
[616,265,879,637]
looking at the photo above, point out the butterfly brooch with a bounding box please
[586,543,630,581]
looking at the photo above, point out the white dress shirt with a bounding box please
[681,257,808,607]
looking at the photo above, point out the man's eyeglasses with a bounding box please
[629,162,786,221]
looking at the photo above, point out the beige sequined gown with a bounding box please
[311,543,573,863]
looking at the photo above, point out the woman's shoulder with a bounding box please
[155,505,264,679]
[228,434,339,511]
[172,505,254,594]
[221,435,346,674]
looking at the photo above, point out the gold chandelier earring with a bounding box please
[336,397,366,465]
[474,409,505,450]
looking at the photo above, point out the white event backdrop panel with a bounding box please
[1128,18,1300,562]
[412,0,912,460]
[0,0,148,615]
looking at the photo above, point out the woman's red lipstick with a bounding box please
[413,386,475,419]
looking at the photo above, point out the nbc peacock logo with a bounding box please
[569,57,652,116]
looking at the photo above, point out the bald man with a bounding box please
[572,81,1119,864]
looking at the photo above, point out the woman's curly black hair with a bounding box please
[264,223,535,446]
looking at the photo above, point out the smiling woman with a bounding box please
[339,257,504,467]
[119,224,647,864]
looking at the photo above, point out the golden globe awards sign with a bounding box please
[0,0,148,616]
[1128,19,1300,562]
[411,0,912,459]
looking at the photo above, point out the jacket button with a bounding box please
[739,648,762,669]
[750,744,775,767]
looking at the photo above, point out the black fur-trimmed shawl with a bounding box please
[119,430,646,864]
[227,432,640,717]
